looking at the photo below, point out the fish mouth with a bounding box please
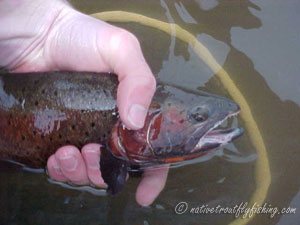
[192,110,244,153]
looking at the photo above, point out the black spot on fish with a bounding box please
[90,122,95,128]
[104,90,108,97]
[35,101,38,106]
[50,137,53,142]
[58,134,62,139]
[72,125,76,130]
[81,110,85,114]
[36,146,40,150]
[33,130,36,136]
[22,136,25,141]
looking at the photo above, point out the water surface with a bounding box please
[1,1,300,225]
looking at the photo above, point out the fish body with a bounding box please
[0,72,243,193]
[0,72,118,168]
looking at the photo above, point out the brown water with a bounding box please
[1,1,300,225]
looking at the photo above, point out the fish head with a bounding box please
[110,85,244,165]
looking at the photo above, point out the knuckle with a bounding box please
[82,144,101,154]
[138,73,156,92]
[110,28,140,51]
[119,29,140,46]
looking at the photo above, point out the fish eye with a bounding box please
[190,112,207,123]
[188,107,209,123]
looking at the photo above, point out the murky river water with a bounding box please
[1,0,300,225]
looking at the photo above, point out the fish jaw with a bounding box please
[192,110,244,153]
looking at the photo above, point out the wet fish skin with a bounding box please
[0,72,119,168]
[0,71,242,194]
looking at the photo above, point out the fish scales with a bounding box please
[0,72,119,168]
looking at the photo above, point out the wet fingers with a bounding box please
[82,143,107,188]
[54,145,89,185]
[47,154,67,182]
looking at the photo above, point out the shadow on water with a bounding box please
[1,0,300,225]
[158,0,262,43]
[222,46,300,225]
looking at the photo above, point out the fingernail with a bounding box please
[53,165,63,175]
[87,156,99,170]
[59,155,78,172]
[128,104,146,129]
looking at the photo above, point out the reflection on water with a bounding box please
[1,0,300,225]
[231,0,300,106]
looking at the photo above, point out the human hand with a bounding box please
[0,0,168,206]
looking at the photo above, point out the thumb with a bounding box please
[104,30,156,129]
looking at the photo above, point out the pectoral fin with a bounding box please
[100,147,128,195]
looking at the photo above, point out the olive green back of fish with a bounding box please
[0,72,119,168]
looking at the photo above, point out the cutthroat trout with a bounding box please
[0,72,243,193]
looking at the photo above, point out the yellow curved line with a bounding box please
[91,11,271,225]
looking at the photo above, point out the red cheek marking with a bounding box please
[110,112,157,161]
[110,124,122,157]
[110,122,148,160]
[163,108,188,132]
[110,107,193,164]
[165,109,186,124]
[148,113,162,141]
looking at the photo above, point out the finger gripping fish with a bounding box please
[0,72,243,194]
